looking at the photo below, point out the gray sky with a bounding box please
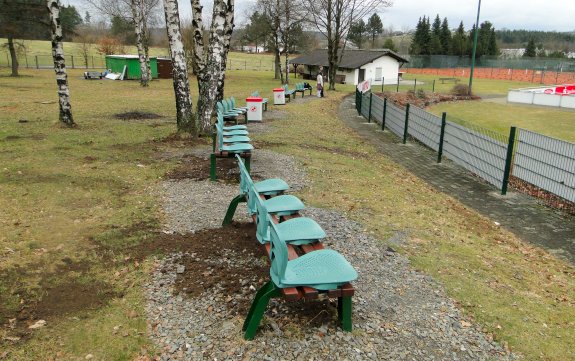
[67,0,575,32]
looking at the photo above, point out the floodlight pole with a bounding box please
[468,0,482,95]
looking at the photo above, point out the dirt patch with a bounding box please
[114,111,164,120]
[377,91,481,108]
[4,134,46,141]
[0,260,118,345]
[165,154,240,183]
[131,223,268,313]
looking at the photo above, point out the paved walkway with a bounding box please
[339,95,575,264]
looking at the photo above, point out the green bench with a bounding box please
[439,77,460,84]
[251,91,268,111]
[217,98,248,124]
[210,112,253,181]
[293,82,312,97]
[283,84,295,101]
[225,156,357,340]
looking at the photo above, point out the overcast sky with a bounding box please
[67,0,575,32]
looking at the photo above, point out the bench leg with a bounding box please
[210,154,217,181]
[243,281,280,340]
[338,296,352,332]
[222,194,246,226]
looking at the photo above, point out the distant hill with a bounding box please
[495,29,575,51]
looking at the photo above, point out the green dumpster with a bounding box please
[105,55,158,80]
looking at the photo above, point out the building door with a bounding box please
[358,69,365,82]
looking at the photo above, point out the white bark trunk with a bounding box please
[47,0,74,126]
[131,0,150,87]
[191,0,235,135]
[162,0,196,134]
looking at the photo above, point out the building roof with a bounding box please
[289,49,408,68]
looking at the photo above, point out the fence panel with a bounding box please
[408,105,442,151]
[371,95,384,124]
[513,129,575,202]
[443,121,508,188]
[385,101,405,138]
[361,92,370,118]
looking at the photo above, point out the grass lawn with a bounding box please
[377,73,575,142]
[0,68,574,360]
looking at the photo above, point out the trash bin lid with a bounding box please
[246,97,263,102]
[273,88,284,92]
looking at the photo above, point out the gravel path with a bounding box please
[147,149,516,360]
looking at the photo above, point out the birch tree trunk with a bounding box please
[7,36,19,77]
[191,0,235,134]
[130,0,150,87]
[47,0,74,126]
[162,0,196,134]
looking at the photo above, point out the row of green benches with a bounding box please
[223,155,358,340]
[283,82,312,101]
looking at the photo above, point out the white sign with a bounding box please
[357,79,371,93]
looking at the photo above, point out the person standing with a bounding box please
[316,67,324,98]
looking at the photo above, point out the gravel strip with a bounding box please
[149,150,516,360]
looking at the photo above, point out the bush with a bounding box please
[451,84,471,96]
[416,88,426,99]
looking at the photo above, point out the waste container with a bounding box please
[273,88,285,105]
[246,96,263,122]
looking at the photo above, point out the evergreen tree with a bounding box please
[451,21,467,56]
[60,5,83,40]
[383,38,397,52]
[524,38,537,57]
[467,24,477,56]
[84,11,91,24]
[430,14,442,54]
[410,16,431,55]
[487,28,499,56]
[348,19,367,49]
[440,17,451,55]
[366,13,383,48]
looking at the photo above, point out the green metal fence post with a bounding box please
[382,98,387,131]
[381,77,384,92]
[501,126,517,195]
[368,92,372,123]
[413,79,417,92]
[71,55,74,69]
[356,90,362,115]
[35,55,39,69]
[403,104,410,144]
[396,78,400,92]
[437,112,447,163]
[432,79,436,92]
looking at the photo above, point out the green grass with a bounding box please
[1,67,574,360]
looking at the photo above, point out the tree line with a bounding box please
[409,15,498,57]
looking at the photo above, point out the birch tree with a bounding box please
[303,0,391,90]
[162,0,196,134]
[130,0,150,86]
[191,0,235,134]
[47,0,74,126]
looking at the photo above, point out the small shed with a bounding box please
[289,49,408,85]
[157,58,173,79]
[105,55,158,80]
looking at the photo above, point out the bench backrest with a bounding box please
[236,154,253,197]
[249,185,271,243]
[216,102,225,114]
[252,91,260,97]
[230,96,237,108]
[215,121,224,151]
[268,216,288,280]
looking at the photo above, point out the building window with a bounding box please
[375,67,382,80]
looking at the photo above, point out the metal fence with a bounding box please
[514,129,575,202]
[354,89,575,205]
[0,53,107,69]
[408,105,442,152]
[443,120,508,189]
[385,101,406,139]
[404,54,575,71]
